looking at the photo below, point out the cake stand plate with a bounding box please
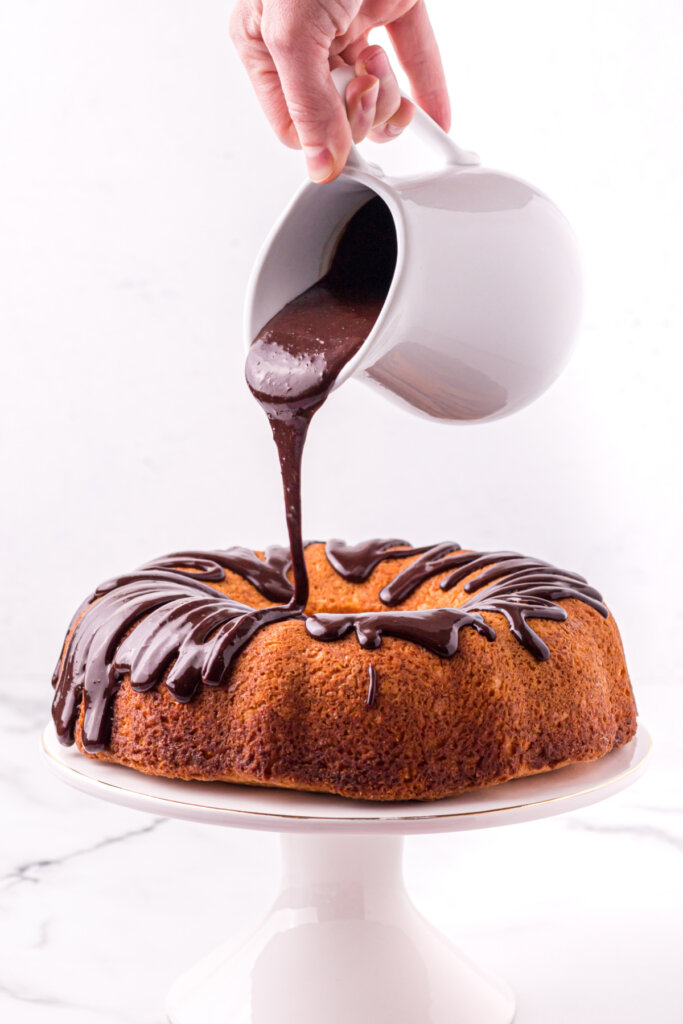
[42,725,651,1024]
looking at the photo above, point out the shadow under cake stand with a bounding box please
[42,724,651,1024]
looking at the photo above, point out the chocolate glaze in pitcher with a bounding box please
[245,197,397,608]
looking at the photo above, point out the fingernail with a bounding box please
[385,123,405,137]
[303,146,334,183]
[364,50,391,80]
[360,81,379,114]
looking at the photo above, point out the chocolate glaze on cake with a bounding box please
[140,547,295,603]
[366,663,378,709]
[325,538,440,583]
[309,544,607,661]
[52,538,609,753]
[306,604,496,655]
[51,565,299,753]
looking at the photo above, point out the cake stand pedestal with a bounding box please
[42,725,651,1024]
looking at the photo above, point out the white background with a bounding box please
[1,0,682,689]
[1,4,682,1023]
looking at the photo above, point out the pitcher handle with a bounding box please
[331,65,479,173]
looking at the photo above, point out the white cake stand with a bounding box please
[42,724,651,1024]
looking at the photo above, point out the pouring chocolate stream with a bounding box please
[245,197,397,607]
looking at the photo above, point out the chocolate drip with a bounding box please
[245,197,397,609]
[366,664,378,709]
[140,546,294,604]
[378,542,464,604]
[306,607,496,657]
[51,566,297,753]
[460,562,608,660]
[444,552,582,593]
[325,538,440,583]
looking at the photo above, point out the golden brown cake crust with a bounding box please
[68,543,638,801]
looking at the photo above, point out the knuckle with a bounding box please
[261,13,298,57]
[286,102,325,133]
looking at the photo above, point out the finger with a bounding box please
[260,8,352,182]
[368,96,414,143]
[387,0,451,131]
[229,3,299,148]
[344,74,379,144]
[337,31,371,65]
[355,45,401,129]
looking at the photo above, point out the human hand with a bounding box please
[230,0,450,183]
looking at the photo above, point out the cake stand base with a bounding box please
[166,833,514,1024]
[41,724,651,1024]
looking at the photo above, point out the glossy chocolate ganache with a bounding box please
[52,198,609,754]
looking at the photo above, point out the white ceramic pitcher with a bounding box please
[244,69,581,422]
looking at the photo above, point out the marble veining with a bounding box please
[2,819,167,890]
[567,818,683,852]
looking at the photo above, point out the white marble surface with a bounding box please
[1,675,681,1023]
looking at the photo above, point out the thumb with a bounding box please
[261,16,352,182]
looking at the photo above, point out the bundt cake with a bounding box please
[51,538,637,801]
